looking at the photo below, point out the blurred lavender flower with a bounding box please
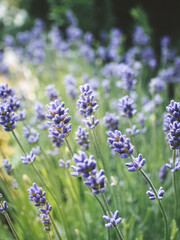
[66,26,82,42]
[46,84,59,101]
[102,79,110,98]
[126,154,145,172]
[59,159,71,169]
[107,130,134,158]
[146,187,164,200]
[34,101,46,122]
[75,126,90,151]
[114,63,136,92]
[133,26,150,46]
[17,31,31,45]
[84,169,106,194]
[66,10,78,26]
[84,32,94,45]
[103,112,119,132]
[161,36,176,65]
[64,74,78,99]
[137,113,146,127]
[103,210,122,228]
[21,151,36,165]
[32,146,41,155]
[0,102,17,131]
[23,126,39,144]
[149,77,166,95]
[4,35,14,47]
[77,84,98,117]
[71,151,96,178]
[119,95,137,118]
[0,201,8,213]
[126,125,139,136]
[166,154,180,172]
[159,165,168,183]
[2,159,14,175]
[0,84,14,99]
[141,47,157,69]
[97,46,107,61]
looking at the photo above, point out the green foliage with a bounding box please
[170,220,179,240]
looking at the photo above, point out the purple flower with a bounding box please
[126,154,145,172]
[149,77,166,95]
[166,100,180,123]
[83,115,99,129]
[66,10,78,26]
[39,201,52,215]
[107,130,134,158]
[159,165,168,183]
[119,95,136,118]
[34,101,46,122]
[0,201,8,213]
[64,74,78,99]
[28,183,46,207]
[71,151,96,178]
[133,26,150,46]
[126,125,139,136]
[40,214,51,231]
[146,187,164,200]
[46,84,59,101]
[21,151,36,165]
[66,26,82,42]
[163,113,170,134]
[103,210,122,228]
[32,146,41,155]
[46,100,72,143]
[84,169,106,194]
[75,126,90,151]
[59,159,71,169]
[167,121,180,149]
[103,112,119,132]
[0,102,17,131]
[2,159,14,175]
[23,126,39,144]
[114,64,136,92]
[77,84,98,117]
[0,84,14,99]
[166,154,180,172]
[84,32,94,45]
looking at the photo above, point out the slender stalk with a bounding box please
[91,129,106,171]
[139,168,168,240]
[11,129,27,155]
[48,232,52,240]
[101,193,124,240]
[4,212,21,240]
[65,138,74,158]
[49,213,63,240]
[172,150,177,219]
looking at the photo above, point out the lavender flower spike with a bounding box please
[146,187,164,200]
[119,95,136,118]
[167,121,180,149]
[84,169,106,194]
[2,159,14,175]
[0,102,17,131]
[126,154,145,172]
[28,183,46,207]
[75,126,90,151]
[0,201,8,213]
[107,130,134,158]
[21,151,36,165]
[103,112,119,132]
[103,210,122,228]
[77,84,98,117]
[40,214,51,231]
[166,100,180,123]
[71,151,96,178]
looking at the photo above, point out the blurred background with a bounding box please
[1,0,180,52]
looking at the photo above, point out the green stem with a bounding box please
[4,212,21,240]
[65,138,74,158]
[139,168,168,240]
[172,150,178,219]
[11,129,27,155]
[49,213,63,240]
[101,193,124,240]
[91,129,106,171]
